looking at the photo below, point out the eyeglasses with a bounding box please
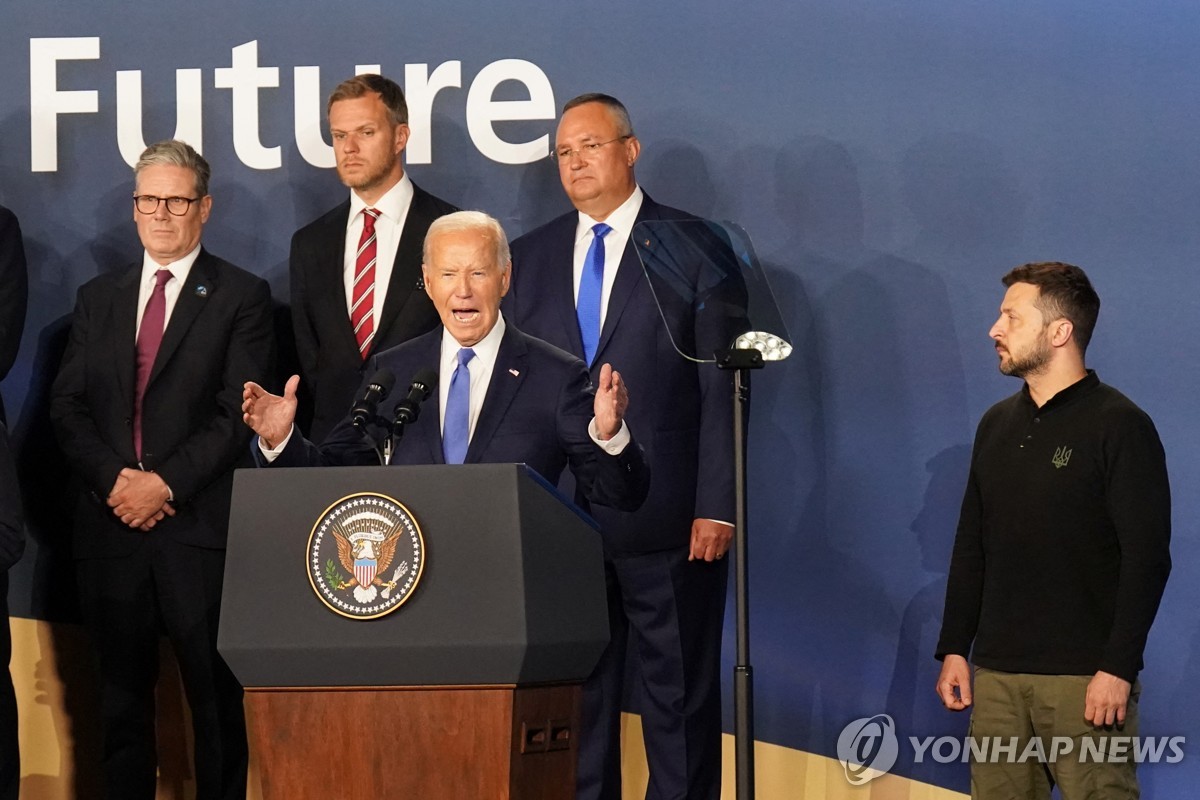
[133,195,201,216]
[549,136,631,163]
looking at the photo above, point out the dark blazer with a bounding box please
[267,324,650,513]
[50,249,276,557]
[289,183,457,442]
[0,423,22,572]
[506,194,739,553]
[0,205,28,425]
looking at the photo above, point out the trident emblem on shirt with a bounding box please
[1052,446,1072,469]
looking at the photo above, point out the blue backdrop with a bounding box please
[3,2,1198,795]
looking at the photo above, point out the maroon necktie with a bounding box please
[351,208,380,359]
[133,269,172,459]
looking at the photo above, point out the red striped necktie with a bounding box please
[351,208,381,359]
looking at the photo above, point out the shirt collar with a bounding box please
[1020,369,1100,412]
[574,185,644,245]
[348,172,413,227]
[141,244,200,285]
[440,311,507,366]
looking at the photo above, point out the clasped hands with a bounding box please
[108,468,173,531]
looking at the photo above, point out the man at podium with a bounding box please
[243,210,649,513]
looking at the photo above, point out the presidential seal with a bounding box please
[307,492,425,619]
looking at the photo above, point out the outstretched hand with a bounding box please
[593,362,628,440]
[242,375,299,448]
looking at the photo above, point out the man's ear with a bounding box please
[1050,318,1074,348]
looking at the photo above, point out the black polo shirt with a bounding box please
[936,371,1171,682]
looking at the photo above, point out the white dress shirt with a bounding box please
[134,244,201,340]
[572,186,644,325]
[343,174,414,325]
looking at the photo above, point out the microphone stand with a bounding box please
[385,415,409,466]
[388,399,423,465]
[353,416,389,467]
[716,346,764,800]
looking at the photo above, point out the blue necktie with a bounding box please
[576,222,612,365]
[442,347,475,464]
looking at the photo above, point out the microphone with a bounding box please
[393,368,439,427]
[351,369,396,431]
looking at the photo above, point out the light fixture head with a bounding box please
[734,331,792,361]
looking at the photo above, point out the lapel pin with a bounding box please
[509,368,520,377]
[194,284,208,297]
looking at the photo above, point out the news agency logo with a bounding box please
[836,715,1186,784]
[836,714,899,785]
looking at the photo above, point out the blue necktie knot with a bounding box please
[577,223,613,365]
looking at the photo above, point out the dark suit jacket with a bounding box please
[50,249,276,558]
[0,423,22,572]
[290,183,457,442]
[507,194,739,554]
[0,205,28,425]
[266,324,650,513]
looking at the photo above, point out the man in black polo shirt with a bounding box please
[935,261,1171,798]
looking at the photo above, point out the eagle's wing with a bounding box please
[333,528,355,575]
[376,527,402,575]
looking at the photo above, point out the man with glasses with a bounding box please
[506,94,736,800]
[290,74,457,443]
[51,139,275,800]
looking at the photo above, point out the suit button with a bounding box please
[124,418,132,426]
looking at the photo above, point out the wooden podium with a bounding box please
[219,465,609,799]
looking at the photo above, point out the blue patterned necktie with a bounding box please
[576,222,612,365]
[442,347,475,464]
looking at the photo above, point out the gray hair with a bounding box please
[562,93,635,137]
[424,210,511,271]
[134,139,211,197]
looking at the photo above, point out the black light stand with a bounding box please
[716,346,765,800]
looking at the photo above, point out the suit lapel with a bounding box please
[417,332,446,465]
[113,263,142,414]
[147,250,216,388]
[465,326,528,463]
[547,216,586,359]
[594,197,658,365]
[319,202,366,359]
[373,185,431,355]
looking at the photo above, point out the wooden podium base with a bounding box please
[245,684,581,799]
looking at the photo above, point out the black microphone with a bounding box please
[393,368,438,427]
[351,369,396,430]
